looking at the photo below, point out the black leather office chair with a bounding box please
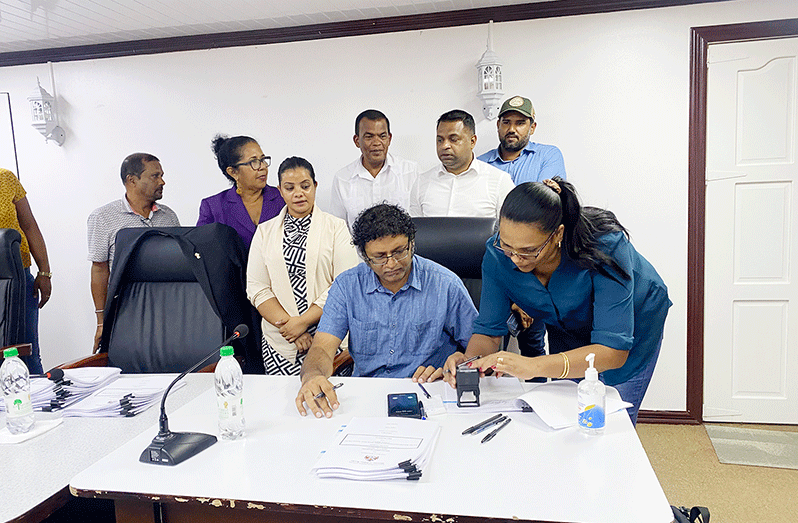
[64,225,255,374]
[0,228,26,348]
[411,217,496,309]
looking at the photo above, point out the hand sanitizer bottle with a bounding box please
[578,353,605,435]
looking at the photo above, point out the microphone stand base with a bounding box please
[140,431,217,466]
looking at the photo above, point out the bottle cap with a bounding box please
[3,347,19,358]
[220,346,234,357]
[584,353,598,381]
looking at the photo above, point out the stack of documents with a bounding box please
[313,417,441,481]
[0,367,121,412]
[61,375,184,417]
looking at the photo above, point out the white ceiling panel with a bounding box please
[0,0,539,54]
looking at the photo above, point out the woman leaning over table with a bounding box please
[0,168,52,374]
[247,157,359,375]
[442,177,671,425]
[197,134,285,249]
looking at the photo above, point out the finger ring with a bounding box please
[498,357,503,364]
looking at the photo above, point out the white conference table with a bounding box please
[70,375,673,523]
[0,374,212,523]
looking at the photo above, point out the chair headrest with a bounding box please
[411,217,496,279]
[116,229,196,282]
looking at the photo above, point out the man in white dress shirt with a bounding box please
[329,110,419,229]
[409,110,514,219]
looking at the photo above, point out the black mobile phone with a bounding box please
[387,393,422,419]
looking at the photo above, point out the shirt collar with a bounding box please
[364,254,422,295]
[353,153,393,180]
[490,141,537,164]
[122,195,159,217]
[437,154,477,177]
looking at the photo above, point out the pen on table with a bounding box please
[418,382,431,399]
[481,417,512,443]
[471,415,507,435]
[462,413,503,435]
[314,382,344,399]
[419,401,426,420]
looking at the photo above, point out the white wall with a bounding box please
[2,0,796,410]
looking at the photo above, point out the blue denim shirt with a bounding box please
[478,142,566,184]
[318,255,478,378]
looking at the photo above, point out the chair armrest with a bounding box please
[332,350,354,377]
[1,343,32,358]
[57,353,109,369]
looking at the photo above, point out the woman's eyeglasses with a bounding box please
[234,156,271,170]
[492,229,556,260]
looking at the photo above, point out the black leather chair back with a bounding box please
[411,217,496,309]
[106,229,225,373]
[0,228,26,347]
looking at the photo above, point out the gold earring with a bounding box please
[557,241,562,248]
[235,183,242,195]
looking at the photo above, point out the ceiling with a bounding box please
[0,0,538,54]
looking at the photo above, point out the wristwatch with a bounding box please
[37,271,53,278]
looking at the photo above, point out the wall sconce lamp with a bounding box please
[475,20,504,121]
[27,75,65,146]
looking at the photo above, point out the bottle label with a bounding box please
[4,391,33,418]
[578,399,605,429]
[217,395,244,420]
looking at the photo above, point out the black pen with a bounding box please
[419,401,426,420]
[314,382,343,399]
[418,382,431,399]
[481,418,512,443]
[471,415,507,435]
[462,413,503,435]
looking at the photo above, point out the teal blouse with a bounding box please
[473,231,671,385]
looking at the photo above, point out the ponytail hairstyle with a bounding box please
[500,177,630,281]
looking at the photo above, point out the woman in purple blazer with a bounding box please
[197,135,285,249]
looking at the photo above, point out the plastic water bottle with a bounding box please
[2,347,36,434]
[215,346,245,440]
[578,353,606,435]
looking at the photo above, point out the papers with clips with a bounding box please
[0,367,121,413]
[61,375,185,417]
[312,417,441,481]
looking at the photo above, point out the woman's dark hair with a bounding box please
[211,134,257,184]
[351,203,416,258]
[277,156,316,184]
[500,177,630,280]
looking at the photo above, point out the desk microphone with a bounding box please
[139,324,249,466]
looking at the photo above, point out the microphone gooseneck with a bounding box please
[157,324,249,437]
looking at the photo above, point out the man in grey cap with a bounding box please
[478,95,566,184]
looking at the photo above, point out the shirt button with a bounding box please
[390,350,394,354]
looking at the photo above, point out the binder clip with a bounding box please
[456,367,480,407]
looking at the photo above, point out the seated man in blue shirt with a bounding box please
[295,203,478,418]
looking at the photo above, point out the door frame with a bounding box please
[686,18,798,423]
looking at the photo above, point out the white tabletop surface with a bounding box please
[70,375,673,523]
[0,374,213,523]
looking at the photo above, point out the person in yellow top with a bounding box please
[0,168,51,374]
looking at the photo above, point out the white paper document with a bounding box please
[518,381,633,429]
[61,375,183,417]
[0,367,121,412]
[312,417,441,481]
[442,377,529,414]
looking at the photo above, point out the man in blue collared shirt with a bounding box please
[477,96,566,184]
[295,204,477,418]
